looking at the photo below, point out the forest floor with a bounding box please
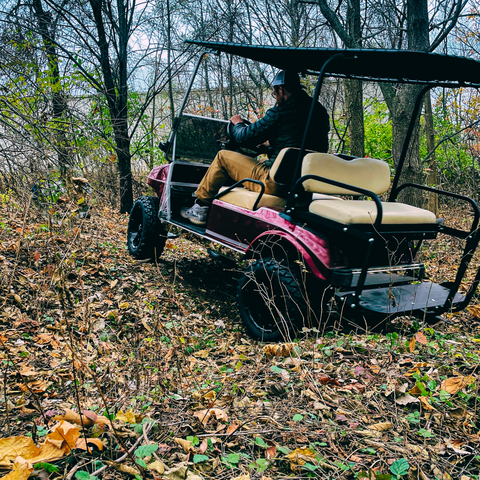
[0,192,479,480]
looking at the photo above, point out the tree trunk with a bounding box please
[344,0,364,157]
[386,83,424,206]
[32,0,72,183]
[166,0,175,121]
[424,91,439,215]
[381,0,429,207]
[89,0,133,214]
[344,79,364,157]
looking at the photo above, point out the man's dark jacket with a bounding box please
[232,90,330,167]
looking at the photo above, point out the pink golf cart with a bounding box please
[127,41,480,341]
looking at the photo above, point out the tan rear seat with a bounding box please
[218,187,342,210]
[309,200,436,225]
[302,153,437,225]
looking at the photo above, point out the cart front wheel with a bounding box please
[127,196,166,260]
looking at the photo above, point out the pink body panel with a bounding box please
[206,200,331,280]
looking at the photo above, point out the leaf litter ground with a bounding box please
[0,196,479,480]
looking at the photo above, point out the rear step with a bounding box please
[336,282,465,317]
[332,264,425,289]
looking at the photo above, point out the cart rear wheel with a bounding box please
[127,196,166,260]
[238,257,323,342]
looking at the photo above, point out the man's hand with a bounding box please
[229,114,243,125]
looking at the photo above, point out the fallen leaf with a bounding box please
[174,437,194,453]
[265,444,277,459]
[441,376,475,395]
[449,407,468,420]
[335,414,348,423]
[368,422,393,432]
[75,437,104,453]
[53,408,94,427]
[415,332,428,345]
[286,447,316,471]
[0,423,78,467]
[148,460,166,474]
[161,462,204,479]
[226,423,239,435]
[354,365,365,377]
[1,457,33,480]
[115,408,136,423]
[419,396,435,411]
[408,384,424,397]
[263,343,293,356]
[45,421,80,454]
[446,439,470,455]
[193,408,228,426]
[318,376,340,386]
[433,467,452,480]
[107,461,141,476]
[193,349,210,358]
[0,437,41,467]
[199,438,208,454]
[395,394,420,405]
[409,337,416,352]
[467,305,480,318]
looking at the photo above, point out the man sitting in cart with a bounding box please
[180,70,330,225]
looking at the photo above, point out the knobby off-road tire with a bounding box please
[237,257,311,342]
[127,196,166,260]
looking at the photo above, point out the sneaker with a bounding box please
[180,202,209,225]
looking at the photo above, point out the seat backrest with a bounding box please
[302,153,391,195]
[270,147,316,186]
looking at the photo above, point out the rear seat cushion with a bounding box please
[302,153,391,195]
[217,188,343,211]
[309,200,437,225]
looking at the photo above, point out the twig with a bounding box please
[3,362,11,436]
[142,420,162,462]
[65,459,86,480]
[59,321,147,480]
[90,421,155,477]
[0,194,31,310]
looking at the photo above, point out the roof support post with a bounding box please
[160,51,208,153]
[291,53,345,186]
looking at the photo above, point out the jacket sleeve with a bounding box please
[232,108,280,148]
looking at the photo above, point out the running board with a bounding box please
[336,282,465,317]
[332,264,425,288]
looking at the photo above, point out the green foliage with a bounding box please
[134,443,158,458]
[254,437,269,448]
[34,462,59,473]
[194,454,209,463]
[420,98,479,186]
[390,458,409,478]
[364,97,393,162]
[226,453,239,464]
[75,472,97,480]
[406,411,421,424]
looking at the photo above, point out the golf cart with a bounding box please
[127,41,480,341]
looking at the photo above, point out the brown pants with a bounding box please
[195,150,282,204]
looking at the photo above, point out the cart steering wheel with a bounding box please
[226,119,251,144]
[225,119,265,155]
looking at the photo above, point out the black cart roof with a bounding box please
[187,40,480,88]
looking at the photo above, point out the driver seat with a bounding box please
[217,148,339,210]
